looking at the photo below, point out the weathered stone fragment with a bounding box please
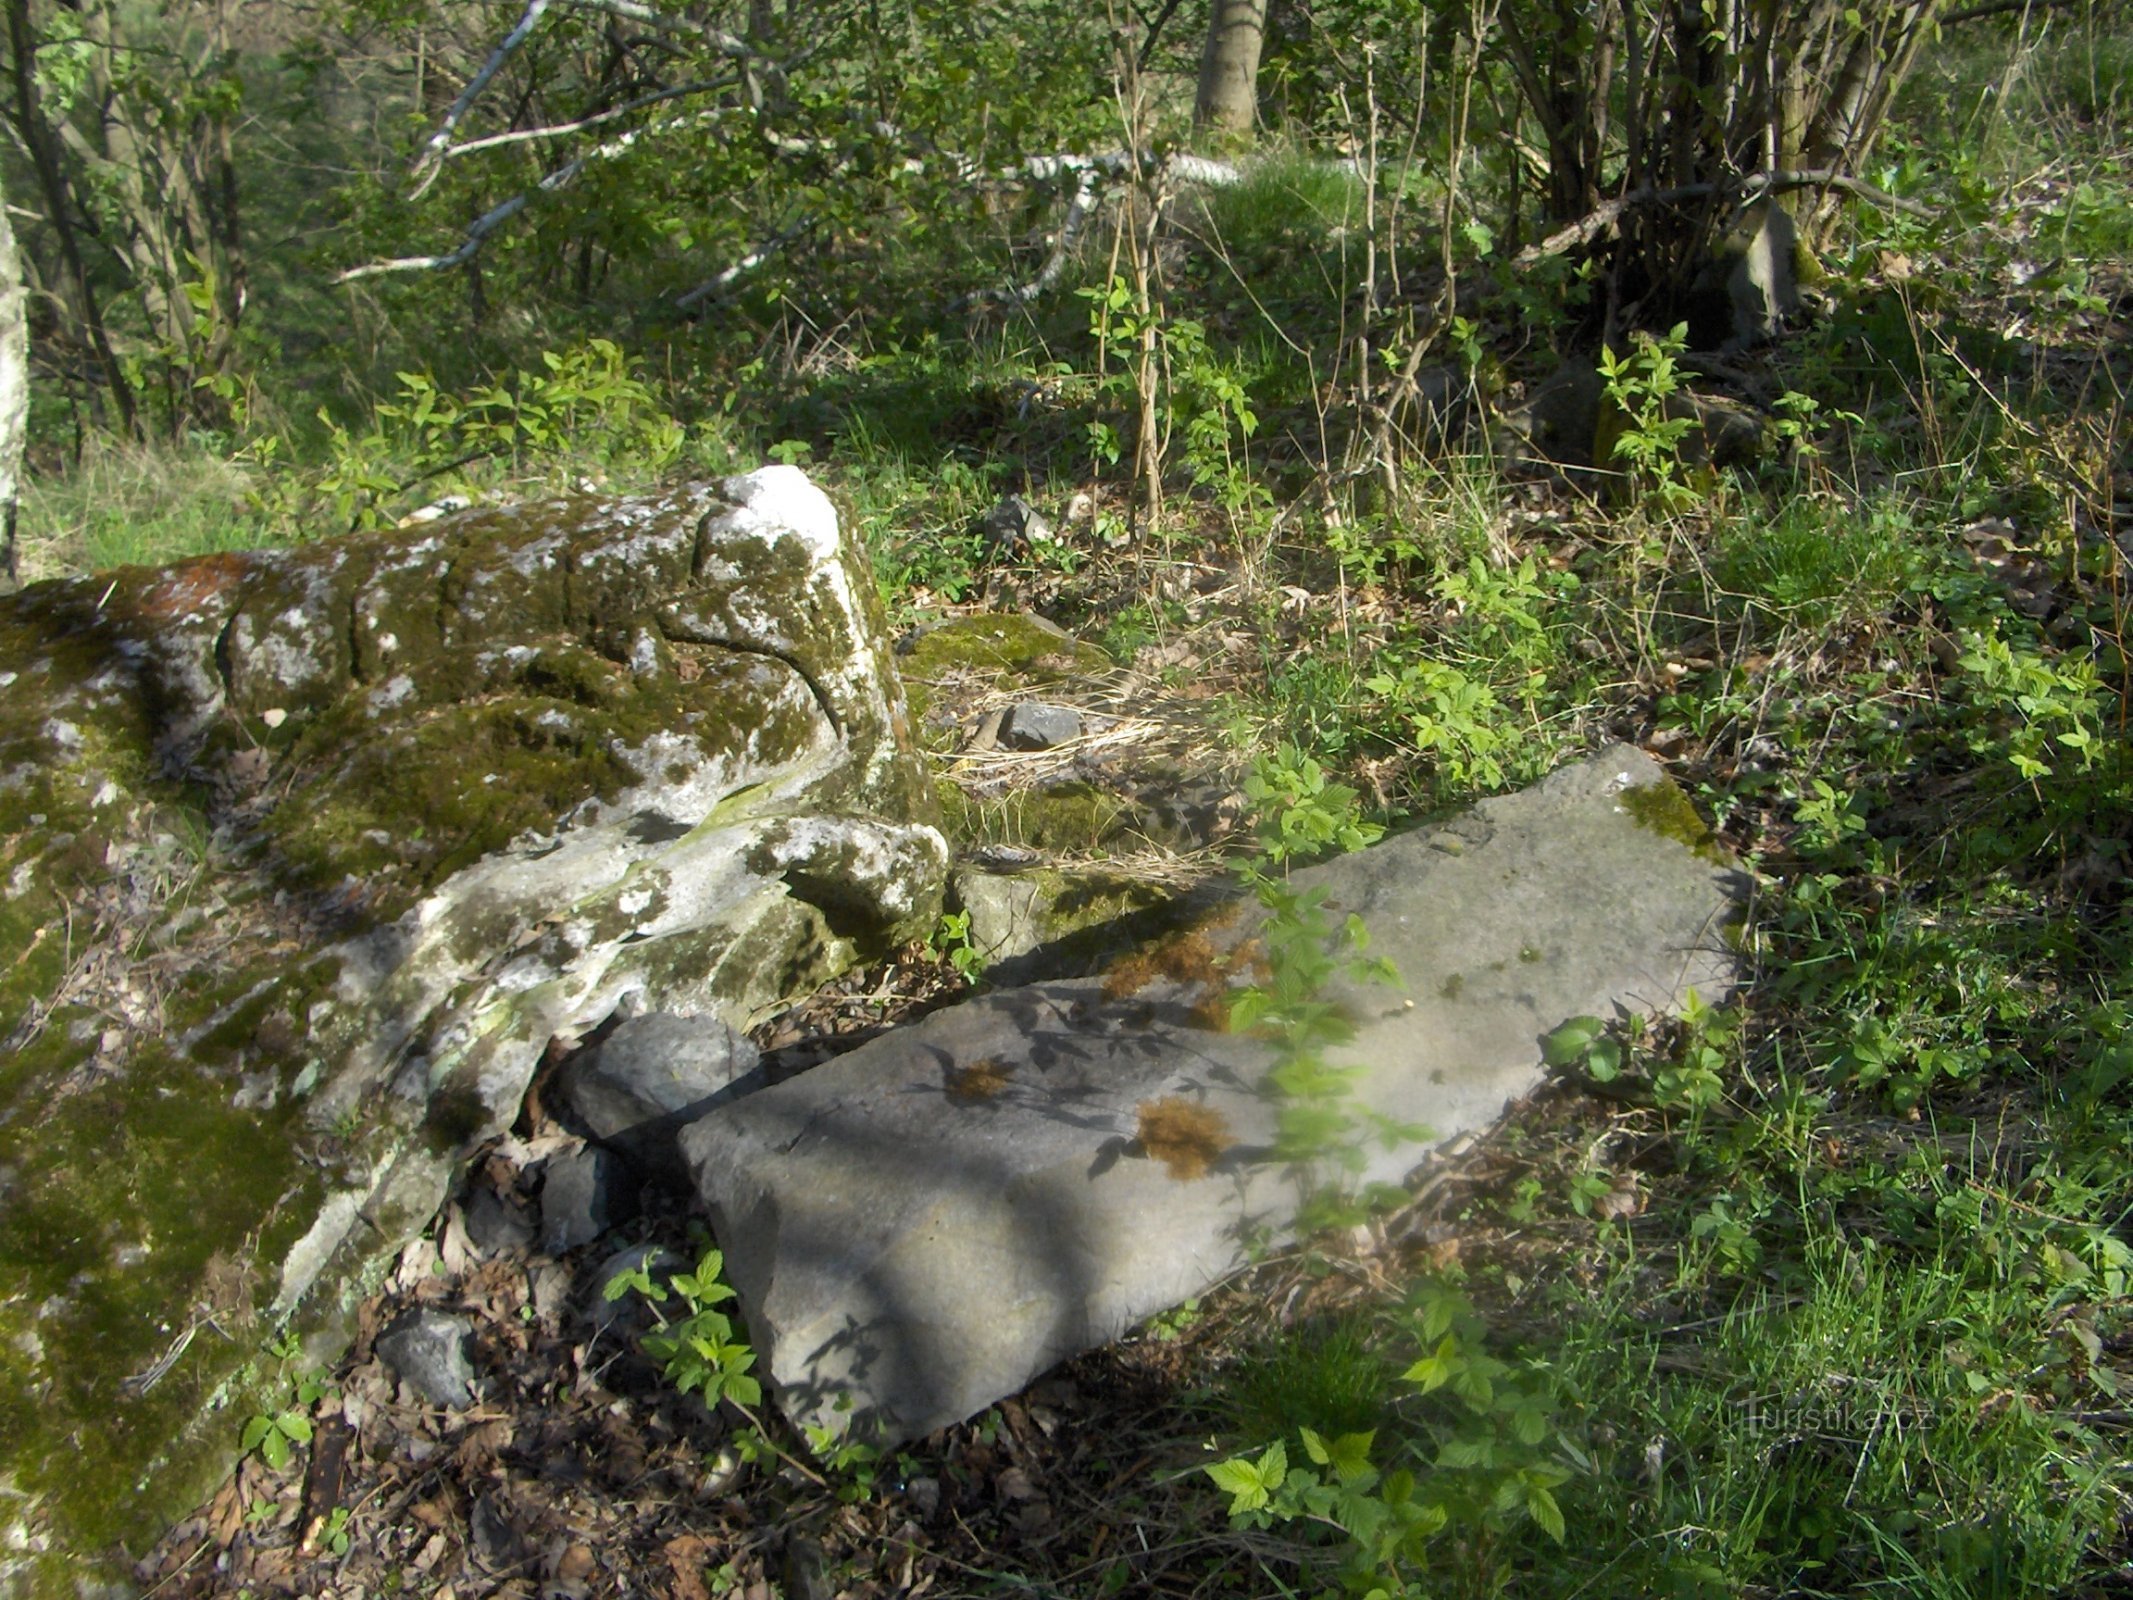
[377,1309,477,1410]
[680,747,1746,1447]
[539,1146,638,1254]
[564,1011,765,1182]
[948,861,1188,985]
[895,612,1112,729]
[998,703,1082,750]
[0,468,943,1593]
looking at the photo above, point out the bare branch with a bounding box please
[334,193,532,282]
[674,221,809,309]
[559,0,768,67]
[1511,167,1931,268]
[441,79,730,159]
[1134,0,1188,69]
[407,0,553,199]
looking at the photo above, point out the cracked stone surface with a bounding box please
[679,747,1747,1448]
[0,468,945,1594]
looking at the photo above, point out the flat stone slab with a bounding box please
[679,746,1747,1446]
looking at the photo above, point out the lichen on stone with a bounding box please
[0,471,947,1592]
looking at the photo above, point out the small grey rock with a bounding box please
[529,1260,574,1324]
[565,1013,765,1182]
[462,1184,536,1257]
[376,1309,476,1410]
[539,1145,639,1255]
[999,703,1082,751]
[976,496,1052,554]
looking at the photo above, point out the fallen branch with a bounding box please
[343,129,1259,297]
[338,109,722,283]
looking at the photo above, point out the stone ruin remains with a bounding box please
[0,468,1745,1594]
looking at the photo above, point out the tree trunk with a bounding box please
[1194,0,1266,139]
[0,165,28,592]
[3,0,136,437]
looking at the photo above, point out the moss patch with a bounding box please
[1621,779,1728,863]
[940,781,1131,854]
[899,612,1112,683]
[896,612,1111,724]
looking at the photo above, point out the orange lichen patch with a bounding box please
[1101,903,1251,1003]
[127,554,251,623]
[945,1057,1014,1103]
[1103,930,1215,1000]
[1134,1096,1232,1180]
[1188,986,1236,1034]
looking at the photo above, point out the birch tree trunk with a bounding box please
[1194,0,1266,139]
[0,166,28,593]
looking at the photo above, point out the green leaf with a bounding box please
[1437,1436,1489,1469]
[1542,1017,1605,1067]
[1206,1456,1271,1514]
[1526,1481,1567,1542]
[1403,1335,1458,1394]
[1325,1430,1376,1482]
[1206,1441,1288,1516]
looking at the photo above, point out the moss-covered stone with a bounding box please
[895,612,1112,726]
[0,468,946,1595]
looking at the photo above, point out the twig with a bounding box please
[674,221,810,310]
[1944,0,2085,21]
[335,193,530,282]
